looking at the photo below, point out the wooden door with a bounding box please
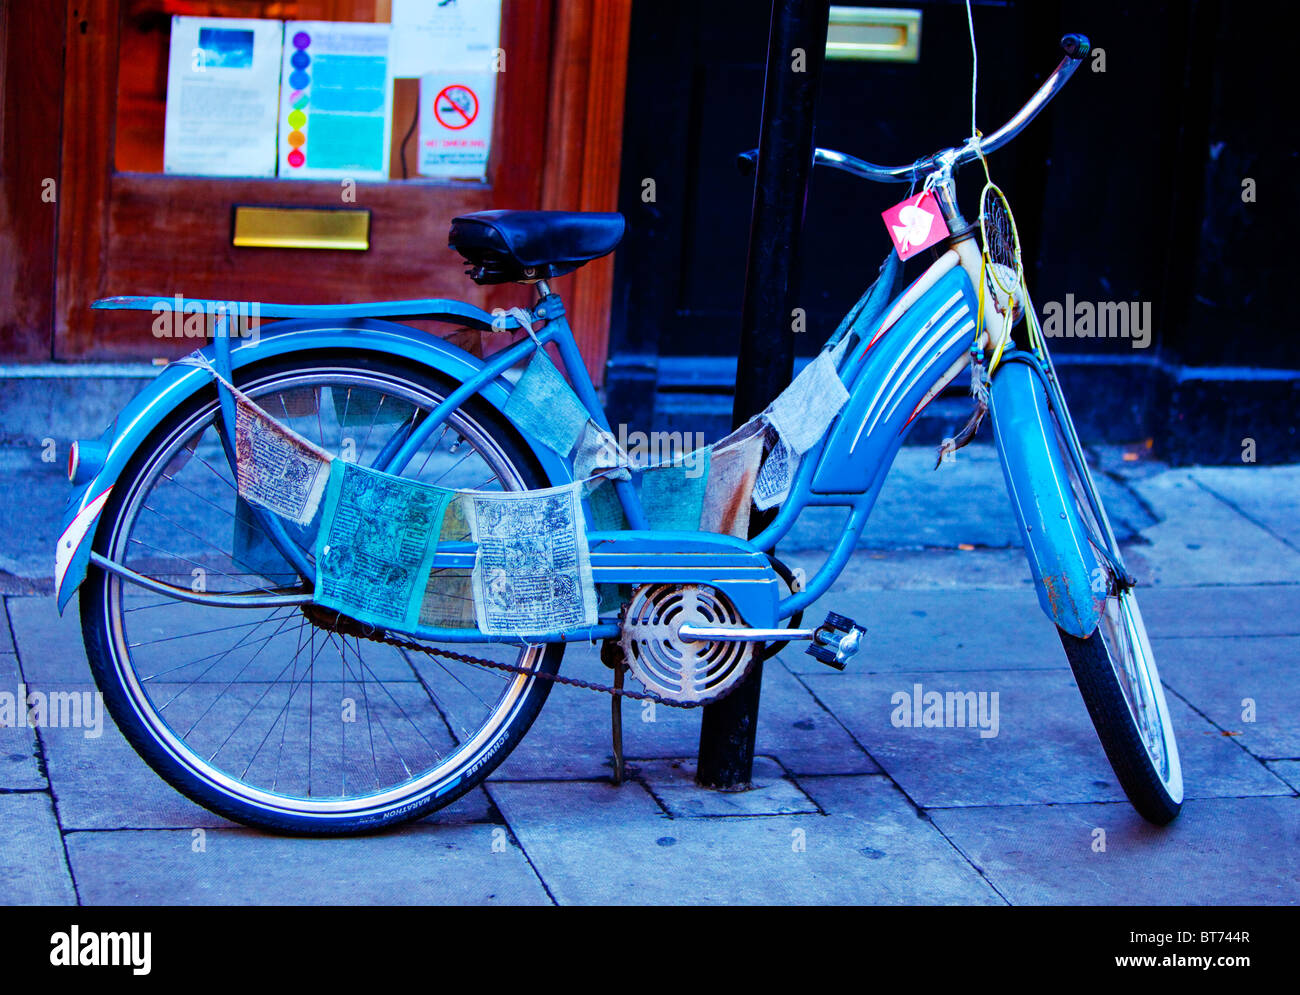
[50,0,629,382]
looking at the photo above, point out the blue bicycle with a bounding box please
[56,34,1182,833]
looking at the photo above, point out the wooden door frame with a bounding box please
[542,0,632,383]
[53,0,630,383]
[0,0,67,360]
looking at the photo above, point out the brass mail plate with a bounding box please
[826,7,921,62]
[232,206,371,250]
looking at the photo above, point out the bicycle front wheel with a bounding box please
[81,350,563,834]
[1047,391,1183,825]
[1060,590,1182,825]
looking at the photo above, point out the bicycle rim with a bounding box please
[1050,405,1182,800]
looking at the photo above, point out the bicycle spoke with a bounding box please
[100,364,552,825]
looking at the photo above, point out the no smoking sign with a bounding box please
[433,85,479,130]
[419,72,495,179]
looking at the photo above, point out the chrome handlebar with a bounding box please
[739,34,1091,185]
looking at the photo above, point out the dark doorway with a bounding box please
[608,0,1299,463]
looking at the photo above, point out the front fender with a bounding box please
[990,354,1105,637]
[55,317,569,612]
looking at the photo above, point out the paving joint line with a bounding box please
[1190,475,1300,555]
[5,595,83,906]
[482,787,559,907]
[782,662,1009,900]
[1159,680,1297,784]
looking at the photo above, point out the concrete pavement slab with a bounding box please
[486,643,659,780]
[0,601,14,653]
[930,796,1300,905]
[1267,761,1300,791]
[486,644,878,781]
[1156,635,1300,760]
[805,668,1125,808]
[781,586,1067,676]
[8,594,93,684]
[802,667,1284,808]
[0,793,77,905]
[1126,470,1300,585]
[1191,465,1300,550]
[487,777,1002,904]
[636,756,819,816]
[788,446,1022,552]
[1138,584,1300,638]
[756,661,880,774]
[65,821,551,905]
[794,547,1041,596]
[0,652,46,790]
[33,684,233,831]
[35,677,494,831]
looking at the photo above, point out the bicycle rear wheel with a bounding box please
[81,351,562,834]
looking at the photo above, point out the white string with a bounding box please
[506,307,542,345]
[965,0,978,138]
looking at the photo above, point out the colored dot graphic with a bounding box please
[287,34,311,168]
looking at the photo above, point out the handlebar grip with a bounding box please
[1060,33,1091,60]
[737,149,758,176]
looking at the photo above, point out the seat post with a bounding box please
[534,279,552,301]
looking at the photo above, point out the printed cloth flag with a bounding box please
[572,419,632,482]
[700,416,766,537]
[640,450,712,532]
[749,336,853,512]
[752,430,797,511]
[466,482,597,636]
[314,461,454,631]
[585,477,630,532]
[502,350,589,456]
[764,349,850,456]
[233,388,333,527]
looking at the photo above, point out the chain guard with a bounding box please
[618,584,756,704]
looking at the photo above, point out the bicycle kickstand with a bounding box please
[601,639,627,785]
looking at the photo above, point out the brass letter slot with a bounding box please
[232,206,371,251]
[826,7,921,62]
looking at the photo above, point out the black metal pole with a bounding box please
[696,0,829,789]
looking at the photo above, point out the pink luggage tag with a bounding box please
[881,190,950,261]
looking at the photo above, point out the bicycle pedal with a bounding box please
[806,611,866,670]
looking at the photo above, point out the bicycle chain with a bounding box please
[370,629,721,710]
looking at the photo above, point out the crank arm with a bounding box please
[678,624,813,642]
[680,611,867,671]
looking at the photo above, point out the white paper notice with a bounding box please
[418,71,496,179]
[163,17,284,177]
[391,0,502,78]
[278,21,394,181]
